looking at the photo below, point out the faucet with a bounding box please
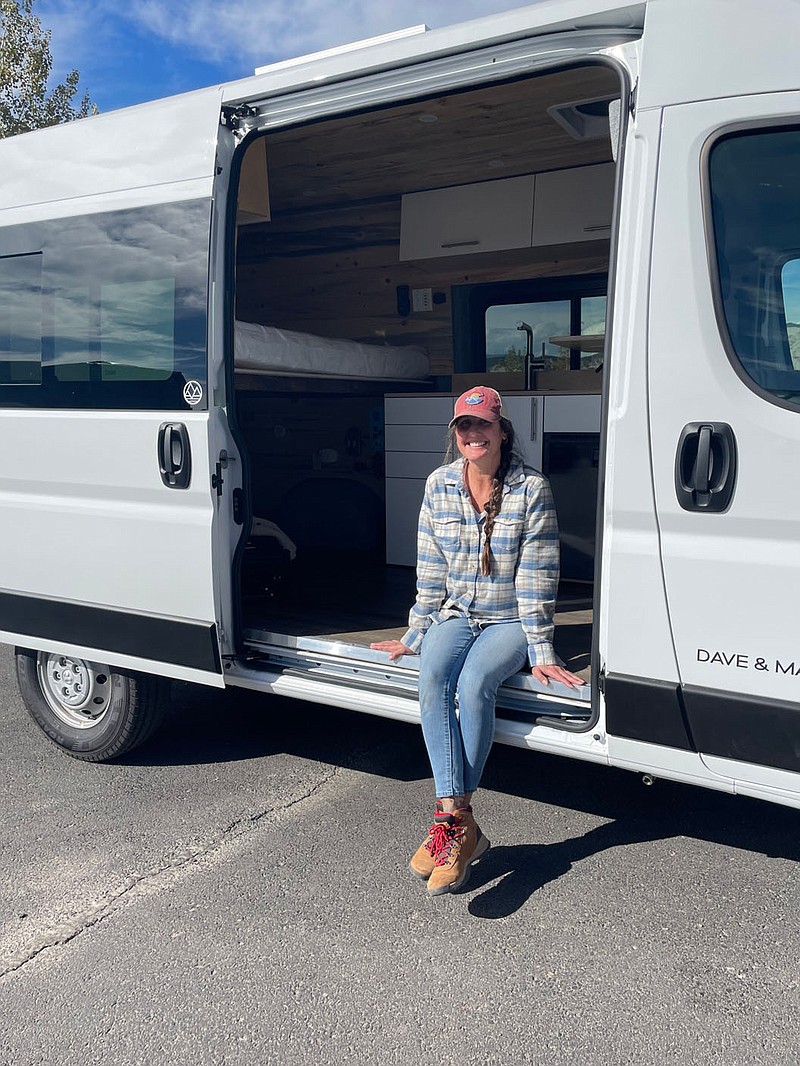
[516,321,544,389]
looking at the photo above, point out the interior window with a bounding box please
[485,300,571,372]
[481,285,606,373]
[709,126,800,407]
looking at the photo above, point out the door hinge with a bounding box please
[212,449,236,497]
[221,104,258,139]
[628,79,638,117]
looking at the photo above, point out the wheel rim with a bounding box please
[36,653,113,729]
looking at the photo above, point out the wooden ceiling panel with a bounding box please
[264,64,620,213]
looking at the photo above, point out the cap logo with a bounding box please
[464,392,484,406]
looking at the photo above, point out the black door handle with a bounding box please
[675,422,736,512]
[157,423,192,489]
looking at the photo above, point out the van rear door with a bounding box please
[0,88,231,687]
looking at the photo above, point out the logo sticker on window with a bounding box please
[183,380,203,406]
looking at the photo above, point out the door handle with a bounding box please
[157,423,192,489]
[675,422,736,512]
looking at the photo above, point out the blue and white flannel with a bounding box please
[400,458,560,667]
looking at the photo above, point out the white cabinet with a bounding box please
[385,395,448,565]
[399,163,614,261]
[532,162,615,246]
[399,175,535,261]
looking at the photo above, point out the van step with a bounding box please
[241,629,591,720]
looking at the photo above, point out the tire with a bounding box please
[15,648,168,762]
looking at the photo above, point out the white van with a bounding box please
[2,0,799,810]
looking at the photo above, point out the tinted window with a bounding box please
[0,253,42,384]
[709,127,800,408]
[0,199,210,409]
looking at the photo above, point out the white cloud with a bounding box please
[36,0,129,78]
[129,0,539,67]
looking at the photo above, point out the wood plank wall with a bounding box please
[236,199,610,376]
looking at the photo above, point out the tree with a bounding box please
[0,0,96,138]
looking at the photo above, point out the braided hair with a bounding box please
[444,416,524,577]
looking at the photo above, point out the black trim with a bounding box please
[1,590,221,674]
[683,685,800,776]
[702,121,800,417]
[604,673,695,751]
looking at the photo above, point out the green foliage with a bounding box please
[492,345,525,372]
[0,0,96,137]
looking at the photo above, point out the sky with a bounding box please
[37,0,545,115]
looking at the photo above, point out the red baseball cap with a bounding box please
[449,386,504,428]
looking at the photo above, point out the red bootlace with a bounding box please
[429,819,464,866]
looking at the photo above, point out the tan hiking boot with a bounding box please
[426,806,490,896]
[409,801,445,879]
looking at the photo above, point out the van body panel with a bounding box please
[0,412,215,620]
[0,87,223,222]
[646,90,800,791]
[638,0,800,109]
[597,107,680,688]
[0,410,224,684]
[649,94,800,701]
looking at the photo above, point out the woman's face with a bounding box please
[454,416,504,468]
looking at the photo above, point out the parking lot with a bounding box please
[1,644,798,1065]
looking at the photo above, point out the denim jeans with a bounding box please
[417,615,528,798]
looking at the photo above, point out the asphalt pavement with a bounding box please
[0,644,798,1065]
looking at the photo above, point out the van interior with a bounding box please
[230,60,621,716]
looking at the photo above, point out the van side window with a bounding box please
[708,126,800,408]
[0,253,42,385]
[0,199,210,410]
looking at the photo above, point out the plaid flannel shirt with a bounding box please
[400,458,560,667]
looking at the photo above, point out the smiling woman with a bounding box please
[371,385,584,895]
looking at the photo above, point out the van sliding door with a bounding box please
[0,89,232,686]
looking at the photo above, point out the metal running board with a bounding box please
[240,628,592,722]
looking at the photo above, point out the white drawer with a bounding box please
[385,452,442,479]
[543,394,602,433]
[385,423,448,452]
[385,396,454,425]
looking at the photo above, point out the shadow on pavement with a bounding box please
[465,759,800,918]
[123,680,800,904]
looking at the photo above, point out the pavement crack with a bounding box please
[0,763,340,980]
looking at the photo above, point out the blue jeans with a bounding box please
[417,616,528,798]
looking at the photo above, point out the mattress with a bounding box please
[234,321,429,381]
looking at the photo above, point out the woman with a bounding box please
[371,385,584,896]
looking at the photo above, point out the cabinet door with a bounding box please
[386,478,427,567]
[503,395,543,469]
[532,163,614,246]
[399,176,535,261]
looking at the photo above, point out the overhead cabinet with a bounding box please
[399,163,614,261]
[532,162,614,246]
[399,175,535,261]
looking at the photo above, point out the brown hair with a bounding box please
[444,416,523,576]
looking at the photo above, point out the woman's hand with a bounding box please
[370,639,414,661]
[532,664,586,689]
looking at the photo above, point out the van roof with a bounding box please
[222,0,645,108]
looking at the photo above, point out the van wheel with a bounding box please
[15,649,167,762]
